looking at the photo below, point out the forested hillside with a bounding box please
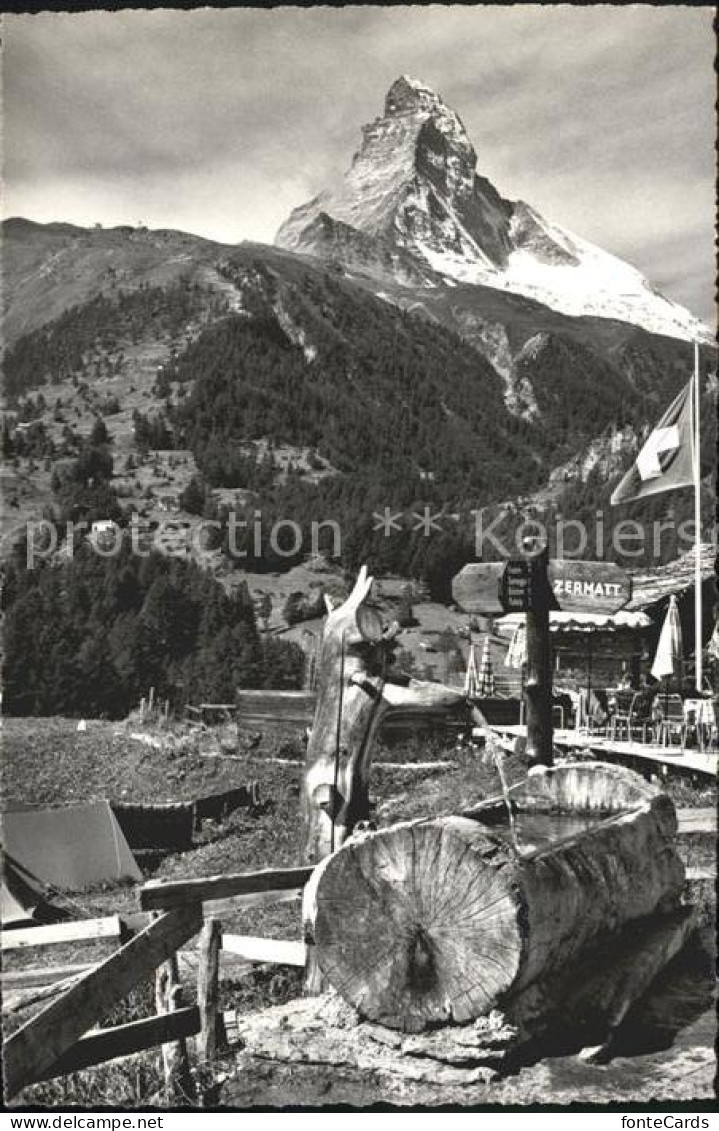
[1,539,305,717]
[2,221,715,629]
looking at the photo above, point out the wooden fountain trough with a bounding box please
[305,762,695,1052]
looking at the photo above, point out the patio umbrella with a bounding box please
[504,623,527,669]
[504,622,527,713]
[478,637,495,697]
[463,643,480,698]
[651,594,684,712]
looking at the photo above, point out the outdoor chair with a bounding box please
[654,694,688,749]
[608,691,636,743]
[576,690,609,737]
[629,689,656,743]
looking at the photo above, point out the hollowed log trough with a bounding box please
[305,763,691,1037]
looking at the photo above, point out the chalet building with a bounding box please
[89,519,119,550]
[155,493,180,513]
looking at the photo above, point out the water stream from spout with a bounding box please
[490,741,521,856]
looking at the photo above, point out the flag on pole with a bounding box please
[610,380,694,506]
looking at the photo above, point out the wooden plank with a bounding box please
[2,916,122,952]
[37,1007,200,1085]
[676,808,716,834]
[685,865,715,881]
[201,887,302,918]
[3,964,91,990]
[140,866,313,911]
[221,934,305,967]
[4,904,202,1099]
[3,977,89,1016]
[237,689,317,729]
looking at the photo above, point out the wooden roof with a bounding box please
[627,544,716,611]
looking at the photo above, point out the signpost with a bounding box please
[452,559,632,617]
[523,548,555,768]
[452,557,633,770]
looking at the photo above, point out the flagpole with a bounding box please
[693,342,703,692]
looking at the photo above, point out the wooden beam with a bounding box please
[33,1008,200,1085]
[140,866,313,911]
[221,934,305,967]
[4,904,202,1099]
[2,916,122,952]
[3,963,91,990]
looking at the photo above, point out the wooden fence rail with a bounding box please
[5,906,202,1098]
[4,863,312,1100]
[36,1007,201,1084]
[236,688,470,738]
[140,865,313,911]
[2,916,124,952]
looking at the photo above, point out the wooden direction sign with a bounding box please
[453,559,632,616]
[547,560,632,614]
[452,562,505,616]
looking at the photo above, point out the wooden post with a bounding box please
[524,545,554,769]
[155,955,195,1104]
[196,919,225,1065]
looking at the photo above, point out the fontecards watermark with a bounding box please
[18,507,701,569]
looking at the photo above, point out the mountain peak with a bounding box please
[275,81,710,342]
[384,75,445,116]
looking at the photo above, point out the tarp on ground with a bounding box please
[111,800,195,850]
[1,800,141,926]
[195,783,259,825]
[1,853,73,927]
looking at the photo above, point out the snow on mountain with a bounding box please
[276,75,711,344]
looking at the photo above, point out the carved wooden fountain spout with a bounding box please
[302,566,468,862]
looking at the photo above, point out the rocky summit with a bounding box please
[276,76,709,343]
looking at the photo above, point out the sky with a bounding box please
[3,5,715,323]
